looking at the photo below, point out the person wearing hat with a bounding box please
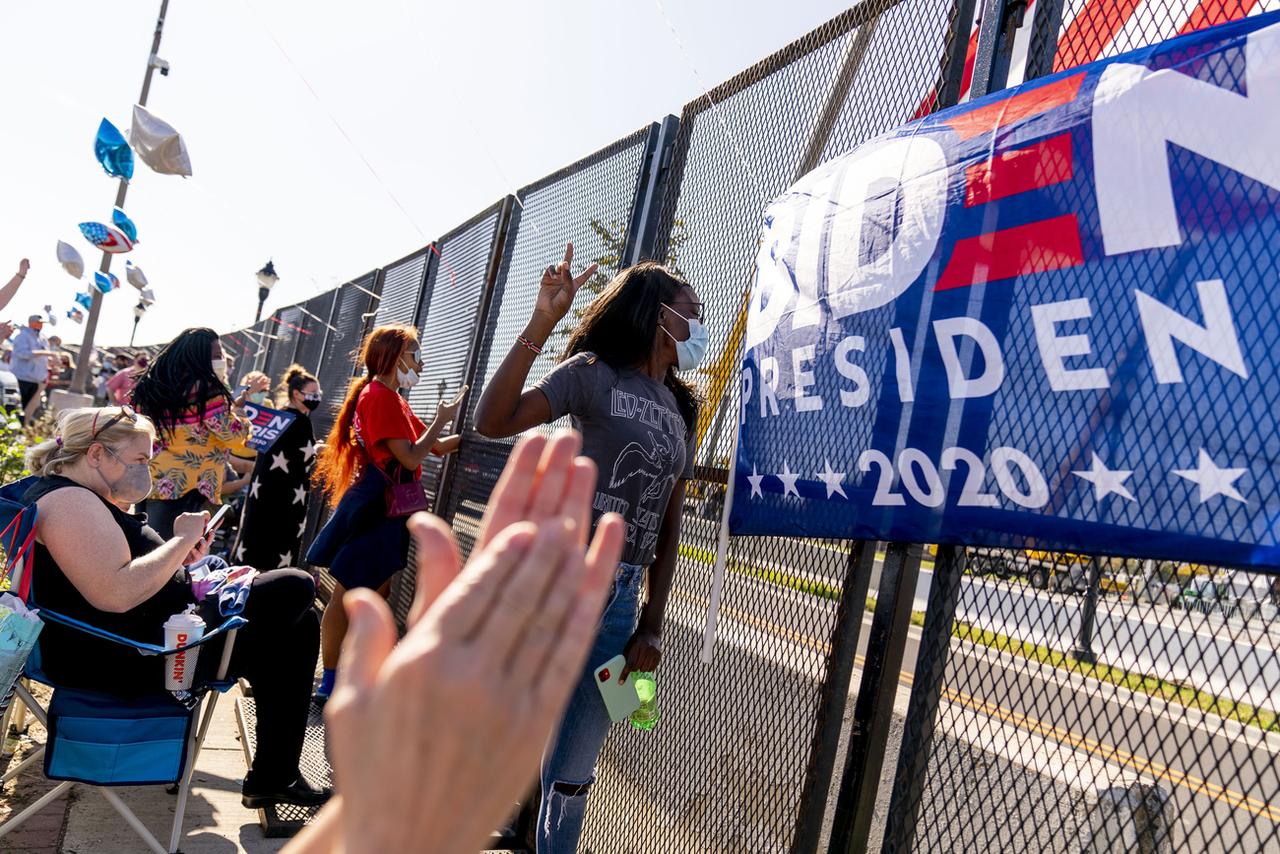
[13,313,56,426]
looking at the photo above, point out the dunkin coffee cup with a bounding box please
[163,610,206,691]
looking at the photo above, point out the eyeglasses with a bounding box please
[90,405,138,441]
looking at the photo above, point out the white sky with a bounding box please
[0,0,854,348]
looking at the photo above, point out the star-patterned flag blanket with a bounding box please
[731,13,1280,572]
[233,404,317,571]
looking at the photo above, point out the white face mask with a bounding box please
[661,304,710,371]
[397,352,420,390]
[211,358,229,384]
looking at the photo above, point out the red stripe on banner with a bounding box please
[965,133,1074,207]
[944,73,1085,140]
[935,214,1084,291]
[1179,0,1259,34]
[1053,0,1144,72]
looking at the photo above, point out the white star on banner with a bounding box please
[301,441,317,462]
[249,478,260,499]
[1172,449,1247,504]
[270,451,290,473]
[777,461,801,498]
[816,459,847,499]
[234,542,246,562]
[747,465,764,499]
[1071,453,1134,501]
[278,551,293,568]
[297,520,307,538]
[293,485,307,505]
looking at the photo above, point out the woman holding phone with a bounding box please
[23,406,327,808]
[308,324,465,703]
[475,244,704,853]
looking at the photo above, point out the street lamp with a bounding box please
[255,260,279,324]
[130,301,147,347]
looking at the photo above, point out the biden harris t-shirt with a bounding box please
[536,352,696,566]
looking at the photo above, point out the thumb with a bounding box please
[334,590,396,699]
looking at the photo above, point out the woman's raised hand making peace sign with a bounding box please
[533,243,599,325]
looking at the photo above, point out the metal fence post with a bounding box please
[623,117,680,266]
[431,196,515,521]
[1023,0,1066,81]
[827,542,924,854]
[879,545,966,853]
[793,540,878,854]
[1072,557,1102,664]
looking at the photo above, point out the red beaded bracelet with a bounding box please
[517,335,542,355]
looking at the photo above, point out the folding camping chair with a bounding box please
[0,476,248,854]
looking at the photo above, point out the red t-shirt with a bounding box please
[353,381,426,477]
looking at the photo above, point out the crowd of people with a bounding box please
[7,244,707,852]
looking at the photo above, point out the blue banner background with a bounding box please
[730,13,1280,572]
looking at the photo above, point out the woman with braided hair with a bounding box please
[132,328,256,538]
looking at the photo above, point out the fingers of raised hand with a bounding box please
[531,513,624,710]
[425,521,540,642]
[449,384,469,407]
[407,512,463,626]
[525,430,583,526]
[573,263,599,289]
[328,590,397,726]
[564,457,596,545]
[483,517,582,670]
[477,435,547,550]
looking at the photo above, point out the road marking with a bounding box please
[943,686,1280,824]
[675,587,1279,824]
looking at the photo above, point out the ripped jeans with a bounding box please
[537,562,644,853]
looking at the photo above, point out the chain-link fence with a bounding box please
[203,1,1280,850]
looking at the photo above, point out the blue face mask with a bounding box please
[248,391,268,405]
[661,304,709,371]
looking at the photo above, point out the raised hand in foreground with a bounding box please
[286,431,623,854]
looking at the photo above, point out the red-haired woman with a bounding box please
[307,324,464,703]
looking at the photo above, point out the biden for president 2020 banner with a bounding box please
[730,13,1280,571]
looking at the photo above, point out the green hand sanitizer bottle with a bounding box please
[630,672,659,731]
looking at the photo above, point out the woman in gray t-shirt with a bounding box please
[476,243,707,853]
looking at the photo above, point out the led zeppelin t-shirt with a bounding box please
[536,352,696,566]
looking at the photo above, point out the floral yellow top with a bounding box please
[148,399,252,504]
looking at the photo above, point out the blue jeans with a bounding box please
[537,562,644,853]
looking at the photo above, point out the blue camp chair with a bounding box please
[0,476,247,854]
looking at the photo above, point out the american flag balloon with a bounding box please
[78,221,134,254]
[92,271,119,294]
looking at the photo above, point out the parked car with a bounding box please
[0,366,20,414]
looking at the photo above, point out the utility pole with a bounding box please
[70,0,171,394]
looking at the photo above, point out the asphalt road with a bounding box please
[451,500,1280,852]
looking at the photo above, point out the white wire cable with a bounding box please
[242,0,427,243]
[653,0,770,204]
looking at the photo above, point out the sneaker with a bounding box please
[241,775,331,809]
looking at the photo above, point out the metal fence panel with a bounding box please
[292,290,338,378]
[881,4,1280,852]
[438,128,657,559]
[311,271,379,438]
[385,205,505,628]
[577,3,972,852]
[373,248,429,329]
[262,305,303,383]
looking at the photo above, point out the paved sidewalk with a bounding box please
[2,684,289,853]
